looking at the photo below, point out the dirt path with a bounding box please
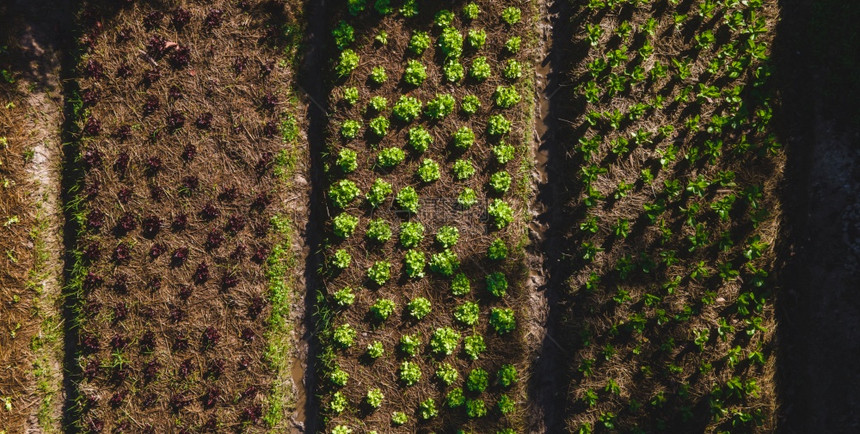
[524,0,569,432]
[0,0,72,432]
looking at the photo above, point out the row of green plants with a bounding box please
[559,0,781,431]
[318,1,533,433]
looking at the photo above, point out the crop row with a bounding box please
[554,0,782,432]
[317,1,534,433]
[69,2,304,432]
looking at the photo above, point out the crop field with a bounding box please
[317,1,535,432]
[67,1,306,431]
[1,0,859,433]
[547,0,784,432]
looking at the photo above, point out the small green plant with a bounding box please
[434,9,455,27]
[436,362,459,385]
[399,361,422,386]
[347,0,365,16]
[342,86,359,105]
[497,364,518,388]
[497,394,515,415]
[332,20,355,49]
[429,249,459,277]
[396,186,420,213]
[417,158,441,182]
[425,94,456,120]
[463,334,486,360]
[407,126,433,153]
[503,59,523,80]
[336,148,358,173]
[374,0,393,14]
[458,187,478,208]
[443,60,467,84]
[367,261,391,285]
[461,94,481,115]
[366,340,384,358]
[365,219,391,243]
[370,66,388,85]
[486,272,508,297]
[330,179,360,209]
[453,159,475,180]
[446,388,465,407]
[366,388,384,409]
[340,119,362,139]
[487,238,508,260]
[408,31,431,55]
[487,114,512,136]
[469,56,492,81]
[335,49,360,77]
[494,85,521,108]
[332,213,359,238]
[391,411,408,425]
[333,323,357,348]
[463,3,481,19]
[330,248,352,270]
[370,298,395,321]
[502,6,522,25]
[376,147,405,168]
[329,364,349,386]
[467,368,489,392]
[419,398,438,420]
[332,287,355,307]
[332,425,351,434]
[467,29,487,49]
[504,36,522,53]
[330,391,348,413]
[454,301,480,325]
[368,116,389,138]
[403,59,427,86]
[399,333,422,356]
[435,225,459,248]
[452,126,475,150]
[489,308,516,334]
[492,141,516,164]
[392,96,422,122]
[466,399,487,418]
[438,27,464,58]
[407,296,432,319]
[366,178,393,208]
[367,95,388,113]
[488,199,514,229]
[375,30,388,45]
[451,273,471,296]
[489,171,512,193]
[430,326,460,356]
[404,249,426,278]
[399,221,424,247]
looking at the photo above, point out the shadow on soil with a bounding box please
[770,0,860,432]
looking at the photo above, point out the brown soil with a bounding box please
[0,0,71,431]
[70,1,308,432]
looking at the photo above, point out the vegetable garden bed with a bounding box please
[69,1,306,431]
[317,1,536,432]
[548,0,783,431]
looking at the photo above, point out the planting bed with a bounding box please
[546,0,784,432]
[317,1,535,432]
[69,1,306,432]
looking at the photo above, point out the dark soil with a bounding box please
[771,0,860,432]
